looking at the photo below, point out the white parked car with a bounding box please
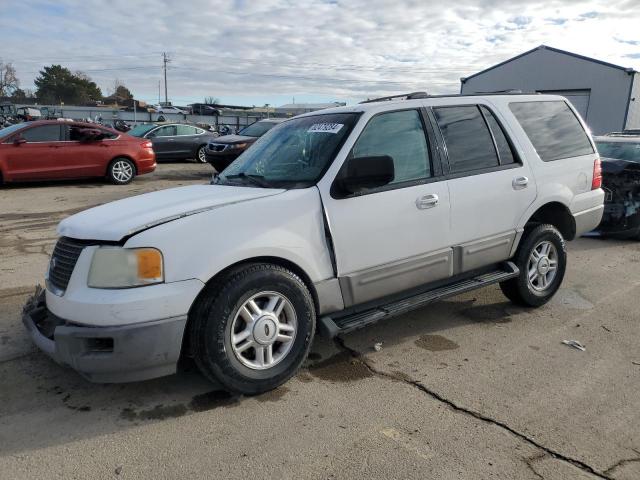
[24,93,604,394]
[153,104,187,115]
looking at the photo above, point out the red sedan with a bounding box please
[0,120,156,185]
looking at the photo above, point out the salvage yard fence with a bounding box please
[15,104,284,132]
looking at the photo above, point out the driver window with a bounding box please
[351,110,431,184]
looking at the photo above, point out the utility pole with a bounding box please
[158,80,161,104]
[162,52,170,105]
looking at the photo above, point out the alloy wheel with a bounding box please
[197,147,207,163]
[112,160,133,182]
[527,240,558,291]
[230,291,297,370]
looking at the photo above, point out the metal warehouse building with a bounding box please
[460,45,640,135]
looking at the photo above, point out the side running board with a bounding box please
[318,262,519,338]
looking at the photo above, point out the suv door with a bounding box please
[431,103,536,273]
[320,108,452,307]
[3,124,64,180]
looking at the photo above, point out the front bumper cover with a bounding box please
[23,289,187,383]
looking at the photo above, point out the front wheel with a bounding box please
[190,263,316,395]
[107,158,136,185]
[500,224,567,307]
[196,145,208,163]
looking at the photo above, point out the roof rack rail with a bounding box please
[359,92,429,104]
[359,90,543,104]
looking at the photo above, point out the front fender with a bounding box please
[125,187,335,286]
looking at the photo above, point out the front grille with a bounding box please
[48,237,96,292]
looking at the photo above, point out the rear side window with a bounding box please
[176,125,198,135]
[434,106,498,174]
[20,125,61,142]
[509,101,593,161]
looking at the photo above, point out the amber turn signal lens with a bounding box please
[135,249,163,280]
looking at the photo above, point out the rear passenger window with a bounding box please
[176,125,197,135]
[20,125,61,142]
[480,106,516,165]
[509,101,594,161]
[434,106,498,174]
[352,109,431,184]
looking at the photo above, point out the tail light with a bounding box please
[141,141,153,149]
[591,158,602,190]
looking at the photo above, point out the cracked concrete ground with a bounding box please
[1,163,639,479]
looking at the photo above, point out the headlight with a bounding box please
[88,247,163,288]
[228,143,247,149]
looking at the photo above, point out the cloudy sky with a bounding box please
[1,0,639,107]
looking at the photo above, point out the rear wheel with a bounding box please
[196,145,207,163]
[107,158,136,185]
[500,224,567,307]
[190,263,315,395]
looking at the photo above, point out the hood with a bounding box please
[210,134,256,144]
[58,184,284,241]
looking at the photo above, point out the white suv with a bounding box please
[24,93,604,394]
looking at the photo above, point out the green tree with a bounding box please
[34,65,102,104]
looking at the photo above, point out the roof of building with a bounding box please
[462,45,637,83]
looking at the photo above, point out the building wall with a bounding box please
[625,73,640,131]
[461,47,634,135]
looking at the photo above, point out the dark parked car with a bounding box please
[594,135,640,239]
[205,118,286,172]
[0,121,156,185]
[128,123,218,163]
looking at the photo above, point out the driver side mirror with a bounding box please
[13,137,26,146]
[334,155,395,196]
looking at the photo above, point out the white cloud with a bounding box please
[1,0,639,105]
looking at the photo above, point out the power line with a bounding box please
[168,65,458,86]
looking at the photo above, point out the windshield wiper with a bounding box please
[223,172,273,188]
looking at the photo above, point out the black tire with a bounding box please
[190,263,316,395]
[196,145,208,163]
[107,157,136,185]
[500,224,567,307]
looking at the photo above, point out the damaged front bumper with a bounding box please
[22,288,187,383]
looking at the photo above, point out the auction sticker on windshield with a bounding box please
[307,123,344,134]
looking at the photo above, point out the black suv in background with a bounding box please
[205,118,286,172]
[594,135,640,239]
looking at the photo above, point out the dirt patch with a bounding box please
[414,335,459,351]
[189,390,239,412]
[118,390,239,422]
[309,352,374,383]
[255,386,289,403]
[120,404,187,421]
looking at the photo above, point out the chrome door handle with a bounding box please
[512,176,529,189]
[416,194,439,209]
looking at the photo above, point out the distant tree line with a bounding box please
[0,59,136,106]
